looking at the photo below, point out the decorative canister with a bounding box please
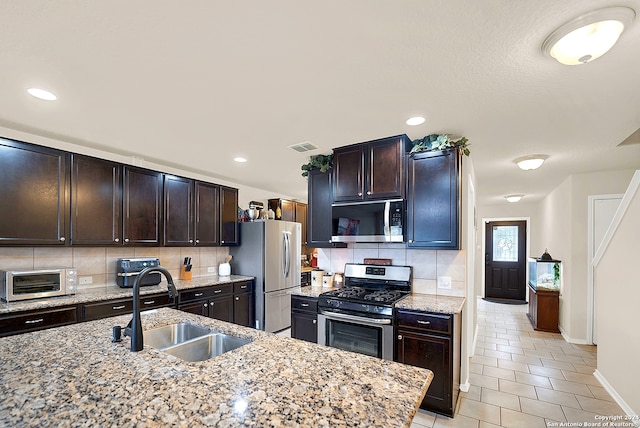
[311,269,325,287]
[322,273,334,288]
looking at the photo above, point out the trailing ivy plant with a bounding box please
[410,134,470,156]
[301,154,333,177]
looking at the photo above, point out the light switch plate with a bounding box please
[79,276,93,285]
[438,276,452,289]
[207,266,216,273]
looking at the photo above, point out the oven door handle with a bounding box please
[319,310,392,325]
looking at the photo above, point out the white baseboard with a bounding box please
[459,381,470,393]
[558,325,591,345]
[593,369,639,426]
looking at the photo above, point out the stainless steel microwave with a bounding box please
[331,199,404,243]
[0,268,77,302]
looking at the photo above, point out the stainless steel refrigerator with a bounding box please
[229,220,301,332]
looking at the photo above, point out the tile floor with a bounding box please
[411,298,626,428]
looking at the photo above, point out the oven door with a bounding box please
[317,310,394,360]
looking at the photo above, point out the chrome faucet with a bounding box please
[123,266,177,352]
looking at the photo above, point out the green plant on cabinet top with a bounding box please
[301,154,333,177]
[410,134,470,156]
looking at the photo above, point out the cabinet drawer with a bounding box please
[180,283,233,303]
[291,295,318,313]
[396,310,452,334]
[233,281,253,294]
[84,299,133,321]
[0,306,78,336]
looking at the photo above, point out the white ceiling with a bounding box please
[1,1,639,206]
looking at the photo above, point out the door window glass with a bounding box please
[493,226,519,262]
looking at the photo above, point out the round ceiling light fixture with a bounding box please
[505,194,524,203]
[406,116,426,126]
[233,157,247,163]
[513,154,548,171]
[542,6,636,65]
[27,88,57,101]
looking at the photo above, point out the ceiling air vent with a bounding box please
[288,141,319,153]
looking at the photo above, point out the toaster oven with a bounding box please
[0,268,77,302]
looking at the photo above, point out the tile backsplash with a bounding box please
[317,243,466,297]
[0,246,230,289]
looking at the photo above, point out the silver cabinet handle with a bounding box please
[240,285,247,289]
[25,318,44,325]
[189,239,193,243]
[143,300,155,305]
[397,334,403,340]
[408,240,413,243]
[301,303,309,307]
[112,305,126,310]
[195,239,200,244]
[417,320,431,325]
[124,238,130,243]
[312,320,316,324]
[357,192,363,196]
[366,191,372,195]
[195,292,204,297]
[214,289,222,294]
[114,238,120,243]
[235,297,239,301]
[204,303,208,307]
[60,237,65,242]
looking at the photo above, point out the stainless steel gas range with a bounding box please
[317,263,412,360]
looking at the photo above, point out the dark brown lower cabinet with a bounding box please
[82,293,174,322]
[177,281,254,327]
[395,309,461,417]
[291,295,318,343]
[527,283,560,333]
[0,306,78,337]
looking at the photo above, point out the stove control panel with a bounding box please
[365,266,386,276]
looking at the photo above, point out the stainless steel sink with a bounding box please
[144,323,210,349]
[161,333,250,362]
[143,322,250,362]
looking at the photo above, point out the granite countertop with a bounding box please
[292,287,466,314]
[0,275,254,315]
[0,308,432,427]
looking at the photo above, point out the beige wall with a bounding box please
[594,173,640,415]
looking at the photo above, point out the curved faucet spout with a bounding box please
[126,266,177,352]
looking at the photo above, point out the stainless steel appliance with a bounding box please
[116,258,162,288]
[317,263,412,360]
[1,268,77,302]
[229,220,301,332]
[331,199,404,243]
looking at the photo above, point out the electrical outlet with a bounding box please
[79,276,93,285]
[437,276,452,289]
[207,266,216,273]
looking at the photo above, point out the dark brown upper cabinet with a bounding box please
[163,175,194,246]
[70,155,122,246]
[123,166,163,246]
[194,181,220,246]
[406,149,460,249]
[306,169,345,248]
[0,138,69,246]
[219,186,239,246]
[163,177,220,247]
[333,135,410,202]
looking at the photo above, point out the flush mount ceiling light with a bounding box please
[27,87,57,101]
[233,157,247,163]
[505,194,524,203]
[542,6,636,65]
[513,154,548,171]
[406,116,426,126]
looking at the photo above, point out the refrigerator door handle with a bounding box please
[283,231,291,278]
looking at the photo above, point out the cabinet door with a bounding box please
[368,138,405,199]
[407,149,460,249]
[195,181,219,246]
[333,145,364,201]
[295,202,308,246]
[0,138,69,246]
[163,175,194,246]
[291,311,317,343]
[307,169,344,248]
[280,200,295,221]
[209,295,234,322]
[123,167,162,245]
[234,292,254,327]
[178,300,209,317]
[396,329,452,415]
[220,186,239,246]
[71,155,122,246]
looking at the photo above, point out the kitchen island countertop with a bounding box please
[0,307,432,427]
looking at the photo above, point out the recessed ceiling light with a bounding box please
[505,194,524,203]
[542,7,636,65]
[406,116,426,126]
[234,157,247,163]
[27,88,57,101]
[513,155,548,171]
